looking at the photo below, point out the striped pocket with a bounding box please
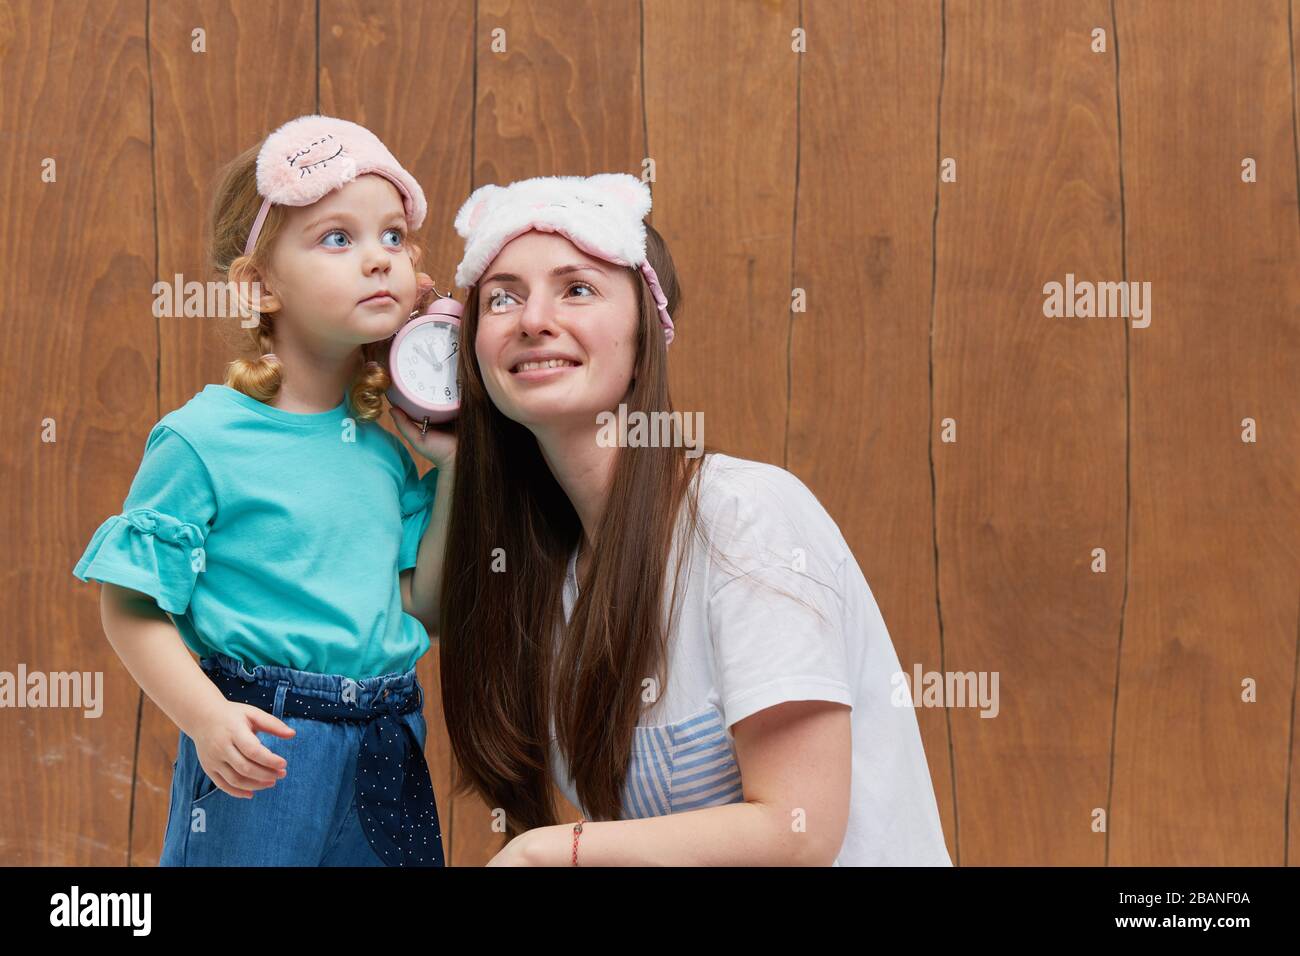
[621,705,744,818]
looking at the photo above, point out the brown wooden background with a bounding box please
[2,0,1296,866]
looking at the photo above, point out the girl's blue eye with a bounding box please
[321,227,404,248]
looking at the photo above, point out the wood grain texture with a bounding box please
[1111,0,1300,865]
[793,0,954,859]
[1289,0,1300,874]
[934,0,1127,867]
[2,0,156,866]
[5,0,1296,867]
[645,0,799,467]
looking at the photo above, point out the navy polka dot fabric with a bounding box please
[205,665,445,867]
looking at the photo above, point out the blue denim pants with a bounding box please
[160,652,440,866]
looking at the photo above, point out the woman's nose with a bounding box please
[518,298,557,337]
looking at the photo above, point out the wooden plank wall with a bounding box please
[2,0,1295,866]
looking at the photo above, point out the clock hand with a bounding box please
[414,340,440,368]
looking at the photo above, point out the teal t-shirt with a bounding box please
[73,384,440,680]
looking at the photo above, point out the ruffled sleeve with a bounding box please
[73,424,217,615]
[398,445,441,572]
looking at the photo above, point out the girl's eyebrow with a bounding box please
[481,263,608,285]
[301,209,406,234]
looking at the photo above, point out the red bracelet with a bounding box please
[571,818,585,866]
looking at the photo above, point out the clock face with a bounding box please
[396,320,460,406]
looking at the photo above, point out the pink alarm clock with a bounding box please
[386,296,463,432]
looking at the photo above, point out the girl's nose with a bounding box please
[362,243,392,274]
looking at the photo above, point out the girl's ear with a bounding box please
[230,257,280,316]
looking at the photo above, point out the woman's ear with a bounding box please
[229,256,280,318]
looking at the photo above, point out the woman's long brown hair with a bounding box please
[439,223,728,835]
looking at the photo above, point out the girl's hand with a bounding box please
[390,405,457,470]
[189,701,294,799]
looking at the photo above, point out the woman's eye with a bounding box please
[485,282,593,312]
[382,227,404,247]
[322,230,349,248]
[487,290,518,312]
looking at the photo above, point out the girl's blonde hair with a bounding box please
[208,142,424,422]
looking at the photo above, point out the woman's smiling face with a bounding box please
[474,230,639,429]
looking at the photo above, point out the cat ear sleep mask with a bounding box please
[452,173,674,345]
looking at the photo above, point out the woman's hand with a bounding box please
[389,406,457,469]
[412,272,437,314]
[485,826,571,866]
[189,700,293,799]
[486,829,541,866]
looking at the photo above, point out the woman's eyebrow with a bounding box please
[482,263,608,284]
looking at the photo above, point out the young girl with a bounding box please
[72,115,456,866]
[437,173,952,866]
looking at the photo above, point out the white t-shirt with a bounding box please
[548,452,952,866]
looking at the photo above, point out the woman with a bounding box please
[428,172,951,865]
